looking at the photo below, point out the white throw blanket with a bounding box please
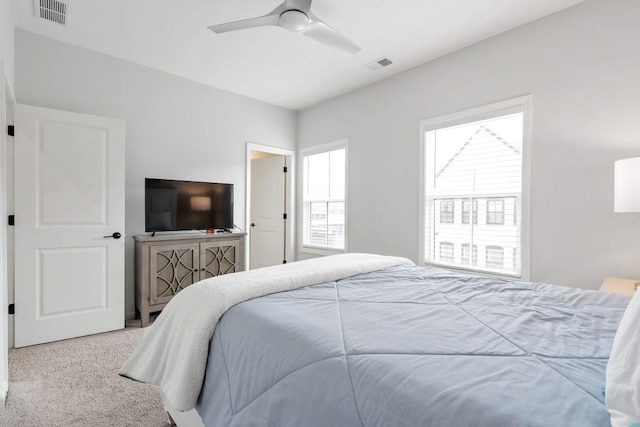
[120,253,413,411]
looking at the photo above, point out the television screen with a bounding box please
[145,178,234,232]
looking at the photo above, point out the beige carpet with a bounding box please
[1,325,167,427]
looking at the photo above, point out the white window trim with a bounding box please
[298,139,348,256]
[418,95,532,280]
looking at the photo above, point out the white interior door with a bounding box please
[250,156,285,269]
[14,104,125,348]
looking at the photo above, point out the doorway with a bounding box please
[246,143,295,270]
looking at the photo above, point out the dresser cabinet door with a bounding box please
[149,243,200,305]
[200,240,240,279]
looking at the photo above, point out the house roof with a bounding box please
[436,125,521,179]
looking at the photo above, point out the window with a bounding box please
[461,243,470,264]
[486,246,504,270]
[462,200,471,224]
[462,244,479,266]
[462,199,479,224]
[440,200,454,223]
[301,141,347,252]
[472,199,478,224]
[439,242,454,263]
[486,199,504,225]
[421,97,529,276]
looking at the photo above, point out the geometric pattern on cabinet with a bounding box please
[150,243,200,306]
[201,240,238,279]
[135,233,246,327]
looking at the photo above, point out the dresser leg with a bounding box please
[141,308,150,327]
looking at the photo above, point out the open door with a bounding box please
[250,155,286,269]
[14,104,125,347]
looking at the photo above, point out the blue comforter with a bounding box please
[196,265,629,426]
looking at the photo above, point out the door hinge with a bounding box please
[8,304,14,315]
[283,166,288,173]
[283,213,287,220]
[7,125,14,136]
[8,215,14,226]
[283,260,287,264]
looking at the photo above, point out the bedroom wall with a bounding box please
[297,0,640,290]
[0,0,14,91]
[14,29,297,319]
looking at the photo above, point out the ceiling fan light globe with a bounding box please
[279,10,310,32]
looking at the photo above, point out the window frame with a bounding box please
[418,96,532,280]
[298,139,348,256]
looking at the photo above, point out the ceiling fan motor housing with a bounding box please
[279,9,310,32]
[208,0,361,56]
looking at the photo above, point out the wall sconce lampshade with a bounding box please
[190,196,211,212]
[614,157,640,213]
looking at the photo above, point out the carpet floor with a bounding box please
[0,325,167,427]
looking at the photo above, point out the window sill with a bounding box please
[422,262,522,281]
[299,246,346,257]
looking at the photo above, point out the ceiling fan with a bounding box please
[208,0,361,56]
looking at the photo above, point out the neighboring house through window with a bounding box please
[439,242,454,263]
[440,200,454,223]
[421,96,529,276]
[461,243,470,264]
[472,199,478,224]
[301,140,347,252]
[486,199,505,225]
[462,200,471,224]
[461,243,478,266]
[486,246,504,270]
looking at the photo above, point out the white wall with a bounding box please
[297,0,640,289]
[0,0,14,91]
[14,29,297,319]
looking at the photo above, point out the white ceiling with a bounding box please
[12,0,584,110]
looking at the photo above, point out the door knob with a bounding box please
[103,232,122,239]
[250,223,255,227]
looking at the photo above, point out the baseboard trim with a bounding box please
[125,311,136,321]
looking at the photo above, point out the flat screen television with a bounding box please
[145,178,234,232]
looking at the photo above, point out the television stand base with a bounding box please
[134,232,246,327]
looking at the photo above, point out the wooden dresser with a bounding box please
[134,232,246,326]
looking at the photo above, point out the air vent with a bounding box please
[35,0,68,26]
[364,57,393,71]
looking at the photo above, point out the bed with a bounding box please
[120,254,633,427]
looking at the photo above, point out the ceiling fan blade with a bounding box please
[208,13,280,34]
[284,0,312,13]
[303,13,360,55]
